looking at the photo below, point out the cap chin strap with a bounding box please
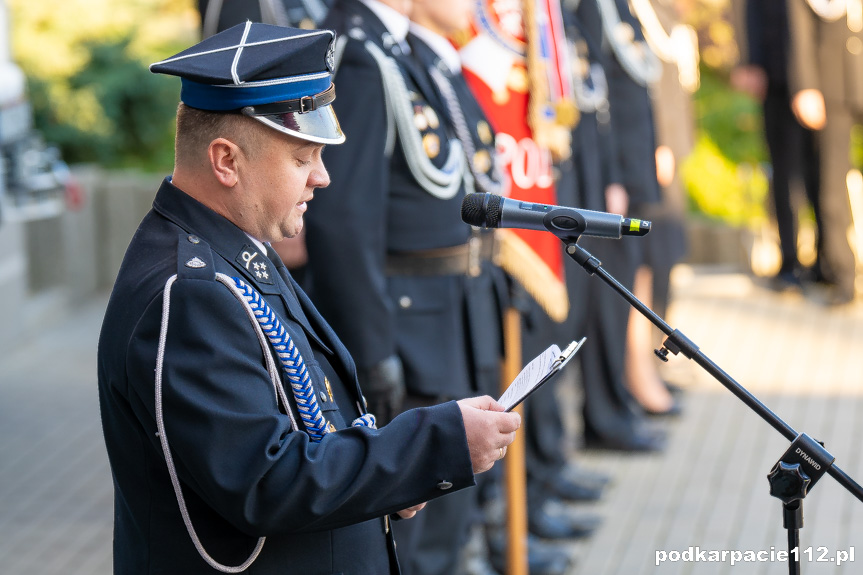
[242,84,336,115]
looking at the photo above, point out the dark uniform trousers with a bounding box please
[97,179,477,575]
[305,2,505,574]
[562,0,655,444]
[747,0,821,276]
[787,0,862,293]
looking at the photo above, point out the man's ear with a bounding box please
[208,138,241,187]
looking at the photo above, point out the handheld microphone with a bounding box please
[461,193,650,239]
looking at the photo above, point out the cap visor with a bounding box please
[249,105,345,145]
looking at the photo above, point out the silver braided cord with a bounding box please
[155,275,267,573]
[428,64,503,197]
[154,272,376,573]
[230,276,378,439]
[365,40,465,199]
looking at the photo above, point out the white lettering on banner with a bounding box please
[495,133,554,192]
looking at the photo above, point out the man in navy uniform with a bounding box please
[97,23,520,575]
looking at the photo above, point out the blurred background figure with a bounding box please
[623,0,697,417]
[784,0,862,305]
[305,1,508,573]
[565,0,668,453]
[732,0,821,294]
[199,0,330,36]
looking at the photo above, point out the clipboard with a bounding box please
[498,337,586,412]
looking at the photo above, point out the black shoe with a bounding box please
[528,498,602,540]
[644,397,683,418]
[561,462,613,488]
[664,381,685,397]
[544,471,604,502]
[806,283,855,306]
[583,425,666,452]
[488,534,575,575]
[767,269,803,292]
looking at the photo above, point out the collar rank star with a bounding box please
[236,244,275,285]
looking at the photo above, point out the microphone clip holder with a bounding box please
[561,236,863,575]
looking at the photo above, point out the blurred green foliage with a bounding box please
[8,0,198,171]
[682,66,769,226]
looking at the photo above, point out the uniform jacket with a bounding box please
[597,0,662,207]
[97,179,475,574]
[787,0,863,113]
[305,0,502,399]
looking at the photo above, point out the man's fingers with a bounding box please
[494,410,521,434]
[458,395,505,412]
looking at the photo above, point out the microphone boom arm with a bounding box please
[563,237,863,503]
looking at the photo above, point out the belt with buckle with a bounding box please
[386,233,497,277]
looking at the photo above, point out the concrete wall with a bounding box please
[1,167,163,354]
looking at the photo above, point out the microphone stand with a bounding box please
[562,237,863,575]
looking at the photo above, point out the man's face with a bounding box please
[237,130,329,243]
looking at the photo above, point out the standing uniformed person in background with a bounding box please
[196,0,334,274]
[565,0,668,452]
[198,0,331,37]
[785,0,862,305]
[303,1,508,573]
[732,0,821,294]
[97,23,521,575]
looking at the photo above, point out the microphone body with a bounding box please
[461,193,650,239]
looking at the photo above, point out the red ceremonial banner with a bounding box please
[459,0,572,322]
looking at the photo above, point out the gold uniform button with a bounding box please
[473,149,492,173]
[476,120,493,145]
[422,133,440,158]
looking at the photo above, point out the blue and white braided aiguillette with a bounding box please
[232,277,376,439]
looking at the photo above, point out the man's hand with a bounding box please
[730,65,767,101]
[396,502,427,519]
[792,89,826,131]
[457,396,521,474]
[655,145,676,188]
[358,355,406,426]
[604,183,629,216]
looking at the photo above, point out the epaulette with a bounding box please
[176,232,215,281]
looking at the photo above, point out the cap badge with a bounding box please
[326,41,336,72]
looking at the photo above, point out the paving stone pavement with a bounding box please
[1,267,862,575]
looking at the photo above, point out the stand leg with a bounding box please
[784,501,803,575]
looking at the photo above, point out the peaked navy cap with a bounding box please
[150,21,344,144]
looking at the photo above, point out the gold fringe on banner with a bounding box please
[522,0,578,162]
[497,229,570,322]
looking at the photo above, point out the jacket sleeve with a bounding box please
[125,276,475,537]
[786,0,819,94]
[305,37,395,371]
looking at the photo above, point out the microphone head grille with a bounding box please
[460,193,502,228]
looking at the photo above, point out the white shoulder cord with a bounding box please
[154,272,299,573]
[628,0,700,92]
[364,40,465,199]
[596,0,662,86]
